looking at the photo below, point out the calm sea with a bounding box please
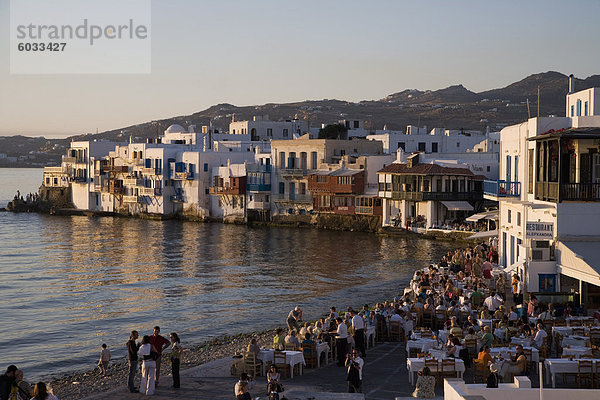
[0,168,453,380]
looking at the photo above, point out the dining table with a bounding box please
[256,349,305,378]
[544,358,600,388]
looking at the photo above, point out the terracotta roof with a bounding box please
[377,163,474,176]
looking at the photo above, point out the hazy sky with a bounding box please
[1,0,599,137]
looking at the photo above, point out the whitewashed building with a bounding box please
[488,80,600,311]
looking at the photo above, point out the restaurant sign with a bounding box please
[526,222,554,239]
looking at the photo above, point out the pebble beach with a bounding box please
[48,330,276,400]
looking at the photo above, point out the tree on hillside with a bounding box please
[318,123,348,139]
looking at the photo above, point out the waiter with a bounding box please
[351,309,366,358]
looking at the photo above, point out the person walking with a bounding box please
[139,335,158,396]
[169,332,182,389]
[127,331,140,393]
[98,344,111,376]
[148,326,170,387]
[286,307,302,332]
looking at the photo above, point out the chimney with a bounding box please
[568,74,575,94]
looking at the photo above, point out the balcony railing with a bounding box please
[273,194,312,203]
[44,166,64,174]
[560,183,600,201]
[140,187,162,196]
[390,191,482,201]
[247,164,272,173]
[356,206,374,215]
[247,201,271,210]
[122,195,140,203]
[142,167,162,175]
[122,178,144,186]
[246,183,271,192]
[172,171,194,180]
[209,186,245,195]
[279,168,305,177]
[483,180,521,198]
[535,182,559,202]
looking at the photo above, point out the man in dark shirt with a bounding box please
[127,331,140,393]
[148,326,170,386]
[0,365,18,400]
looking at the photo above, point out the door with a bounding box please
[506,156,511,182]
[502,232,507,268]
[289,182,295,200]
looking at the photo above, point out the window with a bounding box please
[311,152,318,169]
[279,182,285,194]
[510,235,515,266]
[584,101,589,116]
[571,105,575,117]
[507,209,512,223]
[517,212,521,226]
[528,149,534,194]
[517,238,522,260]
[354,121,360,129]
[267,128,273,137]
[539,274,556,293]
[398,142,406,151]
[506,156,511,182]
[456,142,460,148]
[431,142,438,153]
[514,156,519,182]
[317,175,328,183]
[279,152,285,167]
[576,100,582,116]
[300,182,306,195]
[418,142,426,152]
[205,188,209,195]
[487,166,491,172]
[283,128,288,137]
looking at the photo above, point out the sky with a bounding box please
[1,0,599,137]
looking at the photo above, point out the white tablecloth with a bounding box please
[489,347,539,362]
[406,358,466,385]
[257,350,305,378]
[493,328,505,341]
[561,346,593,358]
[438,330,449,343]
[544,358,600,388]
[561,336,590,348]
[406,338,439,353]
[510,337,533,347]
[552,326,590,336]
[316,342,329,367]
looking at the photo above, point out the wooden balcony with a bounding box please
[247,201,270,210]
[122,195,140,203]
[535,182,559,202]
[140,187,162,196]
[209,186,245,195]
[273,194,312,203]
[122,178,143,186]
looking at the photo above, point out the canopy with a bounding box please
[441,201,474,211]
[556,240,600,287]
[465,210,498,222]
[466,229,498,240]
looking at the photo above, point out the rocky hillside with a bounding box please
[2,71,598,167]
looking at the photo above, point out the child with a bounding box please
[98,344,111,375]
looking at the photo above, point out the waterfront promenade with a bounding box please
[87,341,440,400]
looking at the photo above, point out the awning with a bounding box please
[441,201,474,211]
[556,240,600,286]
[466,229,498,240]
[465,210,498,222]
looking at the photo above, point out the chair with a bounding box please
[464,338,478,360]
[440,358,457,380]
[554,320,566,326]
[554,333,564,356]
[572,327,586,336]
[424,358,440,384]
[389,321,404,342]
[273,351,290,378]
[301,343,318,369]
[473,358,486,383]
[577,359,593,388]
[570,319,582,327]
[420,328,433,338]
[376,319,387,342]
[435,310,447,330]
[522,348,535,375]
[243,351,262,377]
[285,343,298,351]
[422,310,434,329]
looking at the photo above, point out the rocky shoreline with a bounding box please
[47,330,276,400]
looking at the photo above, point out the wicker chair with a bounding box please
[273,351,290,378]
[301,343,318,369]
[243,351,262,377]
[577,359,594,388]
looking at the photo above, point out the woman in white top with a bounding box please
[266,364,281,393]
[138,335,158,396]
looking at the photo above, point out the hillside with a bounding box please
[2,71,598,167]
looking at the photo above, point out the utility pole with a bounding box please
[537,86,540,118]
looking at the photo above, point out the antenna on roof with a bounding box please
[526,99,531,119]
[537,86,540,118]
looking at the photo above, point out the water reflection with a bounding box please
[1,209,456,381]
